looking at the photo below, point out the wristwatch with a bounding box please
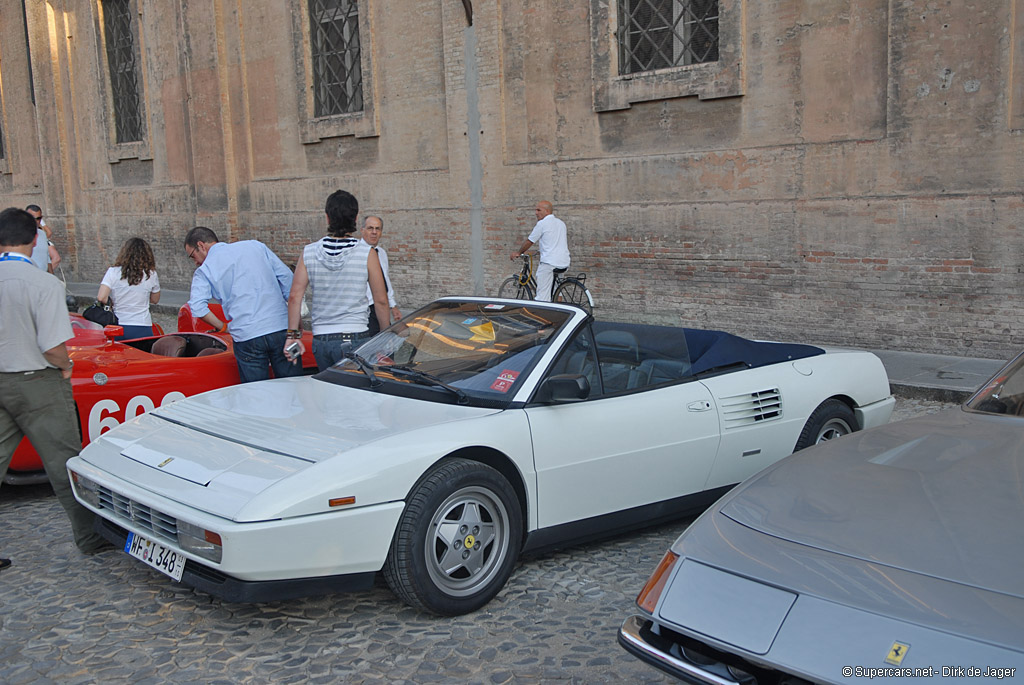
[63,361,74,372]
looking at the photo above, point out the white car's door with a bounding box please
[525,329,722,528]
[699,363,812,490]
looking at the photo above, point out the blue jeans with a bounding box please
[234,330,304,383]
[117,325,155,340]
[313,331,370,372]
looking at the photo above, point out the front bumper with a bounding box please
[68,457,405,591]
[95,517,376,602]
[619,614,760,685]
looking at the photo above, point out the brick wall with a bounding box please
[2,0,1022,358]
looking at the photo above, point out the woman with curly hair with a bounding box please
[97,237,161,339]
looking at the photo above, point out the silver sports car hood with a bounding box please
[721,408,1024,600]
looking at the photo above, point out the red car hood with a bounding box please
[721,408,1024,600]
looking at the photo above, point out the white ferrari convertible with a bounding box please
[67,297,894,615]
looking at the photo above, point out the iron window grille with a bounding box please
[309,0,363,117]
[101,0,145,143]
[617,0,719,75]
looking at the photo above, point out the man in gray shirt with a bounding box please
[0,207,109,571]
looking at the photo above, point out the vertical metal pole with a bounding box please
[464,24,484,295]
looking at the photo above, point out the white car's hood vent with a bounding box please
[719,389,782,427]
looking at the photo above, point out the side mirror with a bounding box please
[103,325,124,341]
[536,374,590,403]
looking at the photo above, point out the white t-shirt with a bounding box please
[101,266,160,326]
[363,244,398,309]
[30,229,50,270]
[528,214,570,268]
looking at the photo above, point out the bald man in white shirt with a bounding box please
[511,201,570,302]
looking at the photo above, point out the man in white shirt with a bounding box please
[511,200,570,302]
[361,215,401,335]
[25,205,59,273]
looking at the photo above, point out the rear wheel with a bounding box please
[794,399,856,451]
[498,277,534,300]
[383,458,523,615]
[553,279,593,315]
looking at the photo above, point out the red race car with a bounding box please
[5,305,316,484]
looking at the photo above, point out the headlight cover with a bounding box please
[70,470,102,509]
[177,520,223,563]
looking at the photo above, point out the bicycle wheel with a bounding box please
[553,279,593,314]
[498,277,535,300]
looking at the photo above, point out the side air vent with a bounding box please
[720,389,782,427]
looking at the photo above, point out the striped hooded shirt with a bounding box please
[302,235,372,334]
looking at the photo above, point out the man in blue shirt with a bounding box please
[184,226,302,383]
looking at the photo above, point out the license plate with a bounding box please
[124,531,186,582]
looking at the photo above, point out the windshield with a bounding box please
[965,354,1024,416]
[324,301,573,404]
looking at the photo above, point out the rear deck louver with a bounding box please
[720,389,782,427]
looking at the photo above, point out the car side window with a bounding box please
[545,327,602,397]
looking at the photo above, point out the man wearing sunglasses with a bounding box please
[24,205,60,273]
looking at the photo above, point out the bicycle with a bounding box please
[498,254,595,314]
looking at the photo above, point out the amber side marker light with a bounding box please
[329,496,356,508]
[636,551,680,613]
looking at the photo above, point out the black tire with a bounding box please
[498,276,534,300]
[383,458,523,615]
[794,399,857,451]
[553,279,593,315]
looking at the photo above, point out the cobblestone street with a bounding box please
[0,397,954,684]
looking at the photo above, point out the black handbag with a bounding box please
[83,301,118,327]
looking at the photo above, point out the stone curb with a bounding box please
[890,382,973,404]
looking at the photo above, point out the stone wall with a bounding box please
[2,0,1022,358]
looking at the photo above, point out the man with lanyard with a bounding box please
[511,200,570,302]
[184,226,302,383]
[0,207,110,572]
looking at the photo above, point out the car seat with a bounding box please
[151,335,187,357]
[595,329,640,392]
[628,358,691,390]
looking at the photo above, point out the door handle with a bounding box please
[687,401,712,412]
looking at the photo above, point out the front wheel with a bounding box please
[383,458,523,615]
[794,399,856,451]
[553,279,593,315]
[498,276,534,301]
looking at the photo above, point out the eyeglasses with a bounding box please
[34,216,43,222]
[186,247,198,263]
